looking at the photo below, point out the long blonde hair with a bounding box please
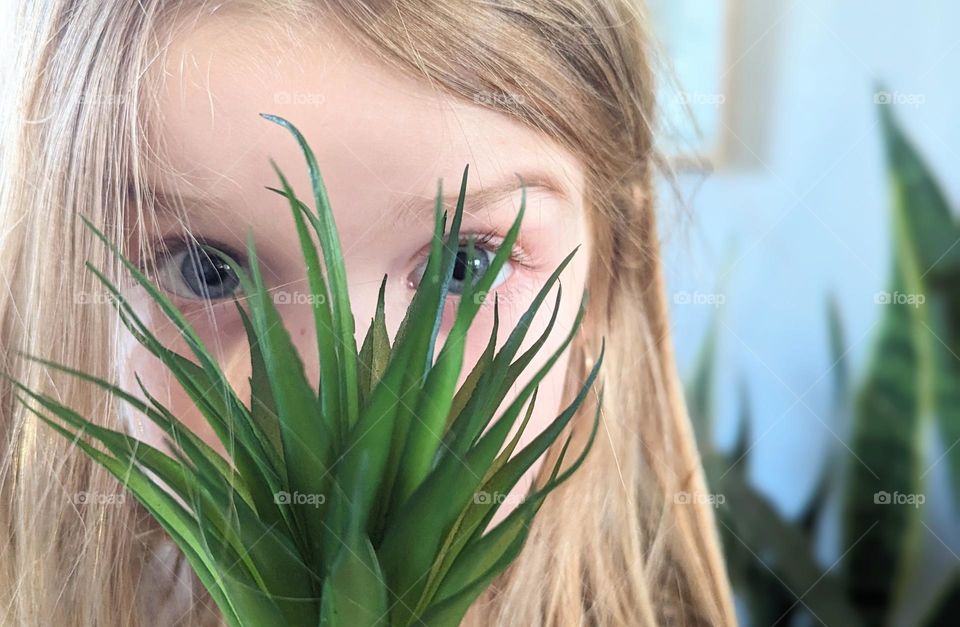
[0,1,735,625]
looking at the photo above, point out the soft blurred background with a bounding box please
[647,1,960,625]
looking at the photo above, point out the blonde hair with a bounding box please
[0,1,735,625]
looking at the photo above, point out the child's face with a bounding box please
[120,19,590,497]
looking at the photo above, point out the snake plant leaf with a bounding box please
[765,310,843,626]
[919,571,960,627]
[714,470,863,627]
[876,99,960,274]
[683,314,858,627]
[718,512,809,627]
[794,299,848,537]
[840,108,931,622]
[928,287,960,514]
[724,379,751,475]
[878,104,960,517]
[827,294,851,404]
[841,257,924,624]
[686,311,721,454]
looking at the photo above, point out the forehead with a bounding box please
[146,16,584,225]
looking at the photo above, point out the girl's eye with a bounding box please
[155,243,242,301]
[409,241,513,295]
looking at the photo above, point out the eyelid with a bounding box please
[417,228,533,269]
[144,234,249,274]
[470,230,533,267]
[171,235,248,265]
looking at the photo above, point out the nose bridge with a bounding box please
[276,270,384,388]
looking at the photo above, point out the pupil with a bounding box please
[451,247,487,291]
[182,247,239,298]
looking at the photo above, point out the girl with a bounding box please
[0,1,735,625]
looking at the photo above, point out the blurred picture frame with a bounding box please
[649,0,738,170]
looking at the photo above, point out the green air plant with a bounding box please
[10,115,604,627]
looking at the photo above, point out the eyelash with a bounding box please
[140,235,247,275]
[459,228,533,268]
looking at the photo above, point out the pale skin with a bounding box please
[119,18,591,514]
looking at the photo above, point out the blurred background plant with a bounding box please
[648,2,960,624]
[683,105,960,627]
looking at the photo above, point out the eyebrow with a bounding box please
[390,170,572,228]
[141,169,573,227]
